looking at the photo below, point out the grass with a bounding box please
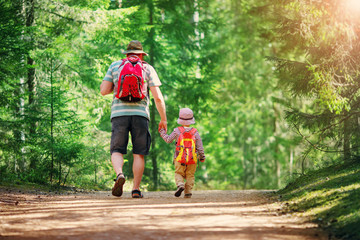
[0,180,96,194]
[278,160,360,240]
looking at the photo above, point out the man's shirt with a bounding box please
[103,60,161,120]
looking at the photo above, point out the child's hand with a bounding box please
[158,127,165,133]
[158,120,167,132]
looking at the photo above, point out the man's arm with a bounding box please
[100,81,114,96]
[150,86,167,132]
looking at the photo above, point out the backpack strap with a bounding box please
[176,126,185,146]
[117,59,129,97]
[118,59,126,69]
[189,128,197,135]
[178,126,185,134]
[178,127,197,135]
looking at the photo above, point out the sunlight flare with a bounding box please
[345,0,360,14]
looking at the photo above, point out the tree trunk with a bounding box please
[50,59,55,183]
[289,148,294,176]
[14,0,31,173]
[147,0,158,189]
[344,117,351,161]
[193,0,201,79]
[242,142,248,190]
[94,149,97,185]
[276,156,281,188]
[273,103,281,188]
[14,78,25,173]
[25,0,37,169]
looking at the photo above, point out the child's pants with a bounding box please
[174,161,197,194]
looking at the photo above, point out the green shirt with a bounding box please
[103,60,161,120]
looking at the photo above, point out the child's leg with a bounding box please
[174,161,185,188]
[184,164,197,195]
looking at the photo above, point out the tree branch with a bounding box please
[34,7,88,24]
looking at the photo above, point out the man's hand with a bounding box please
[158,120,167,132]
[150,86,167,133]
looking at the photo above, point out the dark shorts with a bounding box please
[110,116,151,155]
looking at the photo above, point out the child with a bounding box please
[159,108,205,198]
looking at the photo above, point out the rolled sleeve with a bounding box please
[103,65,114,83]
[148,65,161,87]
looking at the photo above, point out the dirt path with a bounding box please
[0,189,328,240]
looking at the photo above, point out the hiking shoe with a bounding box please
[184,193,192,198]
[112,173,125,197]
[131,189,144,198]
[174,186,185,197]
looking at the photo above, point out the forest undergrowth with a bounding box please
[278,161,360,240]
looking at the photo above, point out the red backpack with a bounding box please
[175,127,198,165]
[115,55,147,102]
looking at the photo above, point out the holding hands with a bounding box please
[158,120,167,133]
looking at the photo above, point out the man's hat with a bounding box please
[122,40,148,56]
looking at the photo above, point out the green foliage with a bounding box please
[269,0,360,163]
[0,0,309,191]
[198,0,297,189]
[278,161,360,240]
[0,0,31,177]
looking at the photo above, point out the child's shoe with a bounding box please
[174,186,185,197]
[184,193,192,198]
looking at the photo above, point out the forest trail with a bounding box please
[0,189,328,240]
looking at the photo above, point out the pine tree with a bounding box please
[0,0,31,177]
[269,0,360,162]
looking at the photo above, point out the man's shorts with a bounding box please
[110,116,151,155]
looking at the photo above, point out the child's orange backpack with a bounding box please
[175,127,198,165]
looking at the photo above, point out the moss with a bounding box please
[278,161,360,240]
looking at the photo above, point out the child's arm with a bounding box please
[159,128,179,144]
[195,132,206,162]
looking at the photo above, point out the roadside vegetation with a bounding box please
[278,161,360,240]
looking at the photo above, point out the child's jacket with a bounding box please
[159,127,205,162]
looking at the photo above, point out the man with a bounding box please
[100,40,167,198]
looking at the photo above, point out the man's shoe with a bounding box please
[131,189,144,198]
[112,173,125,197]
[184,193,192,198]
[174,186,185,197]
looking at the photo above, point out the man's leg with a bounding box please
[110,116,129,197]
[110,116,129,177]
[130,116,149,192]
[111,152,124,176]
[111,152,126,197]
[132,154,144,190]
